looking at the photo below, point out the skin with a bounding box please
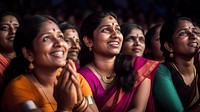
[166,20,199,86]
[121,28,145,56]
[84,16,150,111]
[20,21,98,112]
[149,26,164,62]
[63,29,81,61]
[0,15,19,59]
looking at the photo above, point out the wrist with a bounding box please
[56,109,72,112]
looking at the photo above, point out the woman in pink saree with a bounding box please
[78,10,159,112]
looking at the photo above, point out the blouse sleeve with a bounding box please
[153,64,184,112]
[78,73,93,96]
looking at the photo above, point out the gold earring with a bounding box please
[89,46,92,51]
[170,52,174,58]
[29,62,34,70]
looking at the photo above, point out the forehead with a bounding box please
[38,21,60,34]
[0,15,19,23]
[128,28,144,35]
[177,20,194,29]
[98,16,118,26]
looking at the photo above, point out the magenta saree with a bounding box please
[78,56,159,112]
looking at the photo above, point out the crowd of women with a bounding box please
[0,9,200,112]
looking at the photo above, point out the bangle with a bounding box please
[56,109,71,112]
[73,97,88,112]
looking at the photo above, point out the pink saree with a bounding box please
[78,56,159,112]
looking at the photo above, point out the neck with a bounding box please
[92,59,115,77]
[171,60,195,76]
[33,68,58,87]
[0,52,15,60]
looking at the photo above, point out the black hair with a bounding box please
[79,10,117,67]
[3,15,58,86]
[114,54,135,92]
[160,16,193,61]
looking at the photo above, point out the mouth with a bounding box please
[107,41,120,47]
[50,50,64,57]
[7,37,15,41]
[188,42,199,48]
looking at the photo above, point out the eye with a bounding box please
[43,36,52,42]
[57,35,64,40]
[125,37,133,42]
[139,37,145,43]
[193,31,200,36]
[0,26,9,31]
[115,27,121,33]
[102,27,111,33]
[179,31,188,36]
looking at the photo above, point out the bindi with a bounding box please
[10,21,12,23]
[109,16,113,20]
[52,28,55,32]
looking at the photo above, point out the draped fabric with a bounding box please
[0,54,10,87]
[2,73,92,112]
[78,56,159,112]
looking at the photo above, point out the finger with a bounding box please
[71,75,82,102]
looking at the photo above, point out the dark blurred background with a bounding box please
[0,0,199,30]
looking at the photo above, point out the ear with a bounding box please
[164,42,174,52]
[22,47,34,62]
[83,36,93,48]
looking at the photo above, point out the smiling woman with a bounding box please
[0,11,20,106]
[2,15,99,112]
[153,16,200,111]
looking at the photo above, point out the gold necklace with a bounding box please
[32,73,55,111]
[91,62,116,84]
[170,61,196,85]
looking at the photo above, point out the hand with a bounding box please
[66,59,83,105]
[54,61,77,111]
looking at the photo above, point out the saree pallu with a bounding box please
[78,56,159,112]
[0,54,10,86]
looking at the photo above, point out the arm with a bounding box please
[128,78,151,112]
[66,59,99,112]
[153,64,184,112]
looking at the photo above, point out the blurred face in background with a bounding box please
[121,28,145,56]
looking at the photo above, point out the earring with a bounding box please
[29,62,34,70]
[170,52,174,58]
[89,46,92,51]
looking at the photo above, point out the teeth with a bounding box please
[51,51,63,57]
[8,37,14,41]
[189,43,198,46]
[108,41,119,45]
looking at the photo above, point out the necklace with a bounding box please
[32,73,55,111]
[170,61,196,85]
[91,62,116,84]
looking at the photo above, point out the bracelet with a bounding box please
[73,97,88,112]
[56,109,72,112]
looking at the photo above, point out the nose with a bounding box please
[9,26,16,34]
[133,38,140,45]
[53,37,63,47]
[190,32,198,40]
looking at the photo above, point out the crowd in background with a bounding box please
[0,0,200,31]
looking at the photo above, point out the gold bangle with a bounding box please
[56,110,71,112]
[73,97,88,112]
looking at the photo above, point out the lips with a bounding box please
[108,41,120,47]
[188,42,199,47]
[50,51,64,57]
[7,36,15,41]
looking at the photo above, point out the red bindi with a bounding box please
[72,29,75,32]
[10,21,12,23]
[109,16,113,20]
[53,28,55,32]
